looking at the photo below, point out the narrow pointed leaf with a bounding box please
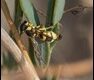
[43,0,65,66]
[46,0,65,26]
[14,0,23,27]
[19,0,40,25]
[19,0,41,66]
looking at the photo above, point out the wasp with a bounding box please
[19,21,62,65]
[20,21,62,43]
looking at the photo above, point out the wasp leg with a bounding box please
[46,26,54,30]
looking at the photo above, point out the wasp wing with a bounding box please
[30,38,45,65]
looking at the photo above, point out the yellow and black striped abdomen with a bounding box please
[38,31,57,42]
[20,21,62,42]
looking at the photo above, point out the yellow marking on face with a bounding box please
[29,23,33,27]
[26,27,32,30]
[25,22,29,26]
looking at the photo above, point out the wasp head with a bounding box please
[19,21,28,36]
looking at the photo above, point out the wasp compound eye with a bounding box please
[20,21,28,31]
[20,21,28,35]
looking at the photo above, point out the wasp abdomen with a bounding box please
[20,21,62,42]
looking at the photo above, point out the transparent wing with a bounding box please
[30,38,45,65]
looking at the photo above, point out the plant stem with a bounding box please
[35,5,92,18]
[36,59,93,78]
[1,0,31,65]
[1,1,41,79]
[1,27,40,80]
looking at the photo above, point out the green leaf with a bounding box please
[3,52,18,70]
[19,0,41,66]
[41,24,60,66]
[43,42,51,66]
[53,0,65,25]
[46,0,65,26]
[28,38,36,65]
[14,0,23,27]
[43,0,65,67]
[19,0,40,25]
